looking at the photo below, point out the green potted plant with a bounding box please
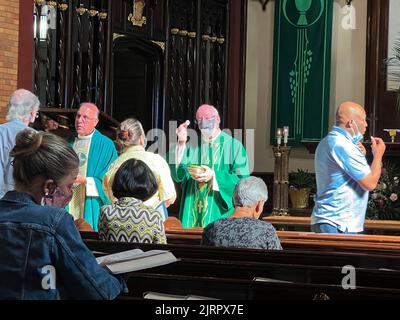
[288,169,316,209]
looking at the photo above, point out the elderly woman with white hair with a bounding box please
[103,118,176,220]
[201,176,282,250]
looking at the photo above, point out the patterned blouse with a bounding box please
[201,217,282,250]
[98,197,167,244]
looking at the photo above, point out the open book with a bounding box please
[143,291,219,300]
[96,249,178,274]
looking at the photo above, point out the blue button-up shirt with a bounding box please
[0,191,126,299]
[0,120,28,198]
[311,126,371,232]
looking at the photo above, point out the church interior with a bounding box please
[1,0,400,301]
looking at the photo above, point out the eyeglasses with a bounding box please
[76,113,96,121]
[194,116,216,125]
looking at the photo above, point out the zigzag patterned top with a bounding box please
[98,197,167,244]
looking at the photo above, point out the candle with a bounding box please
[283,126,289,145]
[276,128,282,146]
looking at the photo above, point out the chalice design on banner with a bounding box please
[283,0,324,137]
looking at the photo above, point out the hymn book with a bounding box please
[96,249,178,274]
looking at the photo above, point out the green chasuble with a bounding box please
[67,129,117,231]
[169,131,250,228]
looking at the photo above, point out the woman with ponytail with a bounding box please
[103,118,176,220]
[0,129,126,300]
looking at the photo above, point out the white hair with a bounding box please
[120,118,145,146]
[6,89,40,122]
[233,176,268,207]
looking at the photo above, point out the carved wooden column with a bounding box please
[56,0,69,107]
[87,1,98,103]
[74,1,87,106]
[33,0,43,98]
[45,1,57,106]
[96,1,108,110]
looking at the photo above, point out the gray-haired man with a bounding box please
[0,89,40,198]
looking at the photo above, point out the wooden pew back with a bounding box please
[82,238,400,299]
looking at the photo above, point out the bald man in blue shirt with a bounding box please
[311,101,386,234]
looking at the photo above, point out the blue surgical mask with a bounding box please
[350,121,364,144]
[197,117,216,130]
[200,128,214,137]
[41,186,73,208]
[198,117,216,138]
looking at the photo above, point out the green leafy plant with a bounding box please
[384,37,400,112]
[289,169,316,191]
[367,160,400,220]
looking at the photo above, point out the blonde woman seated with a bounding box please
[103,118,176,220]
[201,177,282,250]
[99,159,167,244]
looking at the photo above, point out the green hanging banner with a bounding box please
[270,0,333,146]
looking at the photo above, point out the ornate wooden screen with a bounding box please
[168,0,228,126]
[32,0,244,131]
[33,0,110,111]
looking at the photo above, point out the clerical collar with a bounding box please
[202,130,221,143]
[77,131,95,140]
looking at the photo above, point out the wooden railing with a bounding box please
[263,216,400,234]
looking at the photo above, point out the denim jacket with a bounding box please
[0,191,126,300]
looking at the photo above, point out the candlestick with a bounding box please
[276,128,282,146]
[283,126,289,145]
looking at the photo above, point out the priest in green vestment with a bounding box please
[169,104,250,228]
[67,103,117,231]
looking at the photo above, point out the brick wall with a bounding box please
[0,0,19,123]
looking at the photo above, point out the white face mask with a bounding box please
[350,121,364,144]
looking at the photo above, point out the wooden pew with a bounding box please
[79,216,400,255]
[122,272,400,300]
[163,228,400,255]
[277,231,400,254]
[83,239,400,299]
[84,239,400,270]
[81,227,400,255]
[80,216,400,299]
[127,256,400,289]
[162,217,400,254]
